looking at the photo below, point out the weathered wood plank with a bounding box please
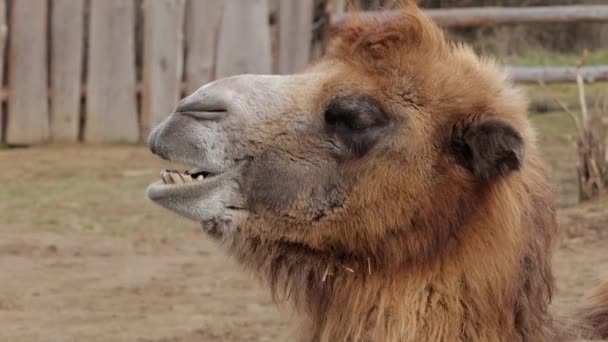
[332,5,608,28]
[85,0,138,143]
[216,0,272,78]
[269,0,280,73]
[50,0,85,142]
[278,0,314,74]
[141,0,185,139]
[506,66,608,83]
[6,0,49,145]
[184,0,222,94]
[0,0,6,142]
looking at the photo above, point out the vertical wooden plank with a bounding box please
[268,0,280,14]
[184,0,222,94]
[141,0,185,139]
[278,0,314,74]
[6,0,49,145]
[216,0,272,78]
[85,0,138,143]
[268,0,280,73]
[0,0,6,142]
[50,0,84,142]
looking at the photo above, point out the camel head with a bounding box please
[145,4,608,341]
[147,4,531,270]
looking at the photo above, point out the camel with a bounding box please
[146,2,608,341]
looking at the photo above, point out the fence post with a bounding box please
[50,0,85,143]
[216,0,272,78]
[184,0,222,94]
[0,0,5,143]
[85,0,139,143]
[141,0,186,140]
[6,0,49,145]
[278,0,314,74]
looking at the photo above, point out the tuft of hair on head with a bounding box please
[328,0,445,65]
[343,1,362,27]
[399,0,422,8]
[340,0,424,29]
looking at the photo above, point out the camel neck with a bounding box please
[293,252,551,342]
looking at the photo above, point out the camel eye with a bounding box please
[324,107,367,132]
[324,95,387,132]
[324,95,389,156]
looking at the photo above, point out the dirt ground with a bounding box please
[0,112,607,342]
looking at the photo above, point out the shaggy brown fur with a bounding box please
[573,282,608,339]
[225,3,607,341]
[148,1,608,341]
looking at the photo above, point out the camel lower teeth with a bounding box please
[161,170,204,184]
[161,170,173,184]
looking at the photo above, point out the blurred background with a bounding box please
[0,1,606,341]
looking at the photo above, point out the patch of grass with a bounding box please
[520,81,607,115]
[0,146,195,237]
[506,48,608,67]
[529,111,581,208]
[0,142,8,149]
[530,111,577,138]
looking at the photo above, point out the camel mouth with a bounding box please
[146,164,231,201]
[145,158,250,207]
[146,157,250,225]
[158,168,220,186]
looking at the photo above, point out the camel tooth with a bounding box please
[169,172,184,184]
[161,171,173,184]
[197,175,204,181]
[182,174,193,183]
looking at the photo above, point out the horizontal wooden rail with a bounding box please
[332,5,608,28]
[506,66,608,83]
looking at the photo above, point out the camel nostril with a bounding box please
[175,96,228,121]
[177,110,226,121]
[175,97,204,112]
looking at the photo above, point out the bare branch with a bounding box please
[576,50,590,132]
[536,80,584,139]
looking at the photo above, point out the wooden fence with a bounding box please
[0,0,316,145]
[331,4,608,84]
[332,5,608,28]
[0,1,607,145]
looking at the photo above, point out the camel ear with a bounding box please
[451,119,524,182]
